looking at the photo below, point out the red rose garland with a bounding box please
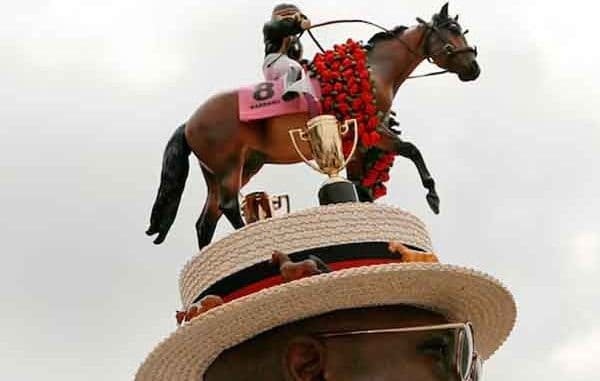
[311,39,394,200]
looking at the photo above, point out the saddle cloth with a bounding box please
[238,77,322,122]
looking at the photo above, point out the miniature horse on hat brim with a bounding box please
[146,3,480,250]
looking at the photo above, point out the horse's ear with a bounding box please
[454,14,459,21]
[440,3,449,18]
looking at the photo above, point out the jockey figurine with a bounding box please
[263,4,316,103]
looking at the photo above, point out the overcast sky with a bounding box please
[1,1,599,380]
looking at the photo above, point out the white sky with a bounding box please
[1,1,599,380]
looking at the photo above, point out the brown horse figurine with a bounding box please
[146,3,480,250]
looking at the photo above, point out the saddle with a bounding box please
[238,77,322,122]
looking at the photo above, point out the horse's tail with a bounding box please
[146,124,191,244]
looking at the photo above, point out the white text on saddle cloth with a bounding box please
[238,77,322,122]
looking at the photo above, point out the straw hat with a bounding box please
[136,203,516,381]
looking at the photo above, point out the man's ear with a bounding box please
[284,337,327,381]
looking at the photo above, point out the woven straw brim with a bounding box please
[136,263,516,381]
[179,203,433,308]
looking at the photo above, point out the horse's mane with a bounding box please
[366,25,408,49]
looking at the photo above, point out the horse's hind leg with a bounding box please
[196,166,223,250]
[393,137,440,214]
[218,152,246,230]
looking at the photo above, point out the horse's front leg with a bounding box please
[392,135,440,214]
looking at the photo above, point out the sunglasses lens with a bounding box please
[458,326,474,379]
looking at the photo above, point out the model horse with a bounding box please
[147,4,480,250]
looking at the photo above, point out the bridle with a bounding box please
[416,17,478,64]
[304,17,477,79]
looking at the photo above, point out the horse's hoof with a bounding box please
[426,192,440,214]
[153,231,167,244]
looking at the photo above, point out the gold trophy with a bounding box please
[241,192,291,224]
[289,115,359,204]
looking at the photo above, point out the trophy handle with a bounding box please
[339,119,359,170]
[280,194,291,213]
[289,128,326,174]
[271,194,290,214]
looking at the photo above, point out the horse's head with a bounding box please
[421,3,480,81]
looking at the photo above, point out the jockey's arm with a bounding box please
[263,17,303,38]
[263,17,304,55]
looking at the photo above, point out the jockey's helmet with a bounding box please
[271,3,303,20]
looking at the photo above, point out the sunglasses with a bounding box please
[316,322,482,381]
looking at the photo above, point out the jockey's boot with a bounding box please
[282,91,300,101]
[282,66,302,102]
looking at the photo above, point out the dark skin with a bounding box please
[205,305,460,381]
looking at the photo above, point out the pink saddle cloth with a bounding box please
[238,78,322,122]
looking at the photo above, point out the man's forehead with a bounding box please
[292,305,450,333]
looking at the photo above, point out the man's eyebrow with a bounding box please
[417,332,452,355]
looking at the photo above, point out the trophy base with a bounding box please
[318,179,359,205]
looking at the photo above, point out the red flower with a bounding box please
[362,170,378,187]
[367,116,379,130]
[361,92,374,104]
[335,45,346,55]
[368,131,380,145]
[373,185,387,199]
[356,122,366,136]
[337,102,350,114]
[361,132,372,147]
[374,159,388,171]
[321,83,333,95]
[312,41,394,195]
[368,168,379,178]
[354,49,366,60]
[365,104,377,115]
[361,178,375,187]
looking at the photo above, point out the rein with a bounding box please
[304,18,474,79]
[307,19,421,58]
